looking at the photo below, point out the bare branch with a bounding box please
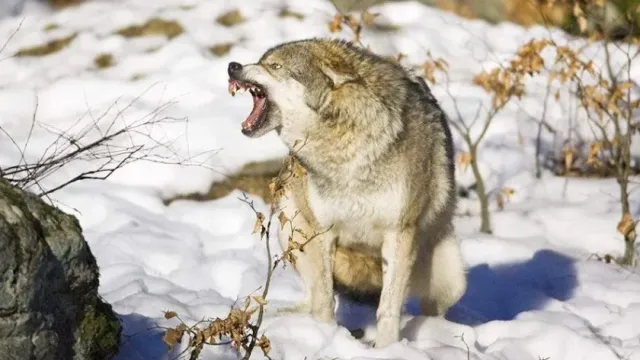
[1,84,220,198]
[0,17,24,57]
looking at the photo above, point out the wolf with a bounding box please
[226,38,467,348]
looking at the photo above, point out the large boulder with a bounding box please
[0,179,120,360]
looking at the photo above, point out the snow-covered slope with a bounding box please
[0,1,639,359]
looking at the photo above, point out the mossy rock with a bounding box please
[0,179,121,359]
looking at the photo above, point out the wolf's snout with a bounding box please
[228,62,243,77]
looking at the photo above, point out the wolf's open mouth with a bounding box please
[228,79,267,133]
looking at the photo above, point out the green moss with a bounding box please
[78,299,121,359]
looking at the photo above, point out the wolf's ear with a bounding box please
[319,62,356,88]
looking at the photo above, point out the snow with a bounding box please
[1,1,639,359]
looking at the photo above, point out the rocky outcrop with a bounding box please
[0,179,120,360]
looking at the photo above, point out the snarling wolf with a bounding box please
[227,38,467,348]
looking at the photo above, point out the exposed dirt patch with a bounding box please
[216,9,247,27]
[94,53,114,69]
[115,18,184,40]
[43,23,60,32]
[278,7,305,20]
[209,43,234,57]
[15,33,77,57]
[130,73,146,82]
[163,159,283,205]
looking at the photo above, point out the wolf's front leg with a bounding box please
[277,196,336,322]
[375,227,417,348]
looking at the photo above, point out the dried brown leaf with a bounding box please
[563,147,575,172]
[361,10,378,27]
[456,152,473,172]
[617,212,636,237]
[253,212,265,235]
[328,14,342,33]
[278,211,288,230]
[496,194,505,210]
[164,311,178,320]
[258,335,272,355]
[162,328,183,351]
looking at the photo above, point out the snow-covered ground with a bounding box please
[1,0,639,359]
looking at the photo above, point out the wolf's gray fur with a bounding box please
[227,38,467,348]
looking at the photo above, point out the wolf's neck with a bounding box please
[287,120,403,184]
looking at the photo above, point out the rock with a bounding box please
[0,179,120,360]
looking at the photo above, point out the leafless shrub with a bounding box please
[162,148,332,359]
[0,85,217,198]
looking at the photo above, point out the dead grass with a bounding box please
[14,33,77,57]
[209,43,234,57]
[115,18,184,40]
[94,53,114,69]
[216,9,247,27]
[163,160,282,205]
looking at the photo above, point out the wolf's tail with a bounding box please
[333,245,383,305]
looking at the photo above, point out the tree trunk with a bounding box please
[470,147,492,234]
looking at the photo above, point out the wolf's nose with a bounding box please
[228,62,243,76]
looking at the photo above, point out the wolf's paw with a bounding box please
[310,304,336,323]
[373,316,400,348]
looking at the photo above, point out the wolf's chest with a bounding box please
[306,178,404,231]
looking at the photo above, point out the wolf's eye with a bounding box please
[270,63,282,70]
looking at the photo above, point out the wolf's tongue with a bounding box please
[242,94,267,130]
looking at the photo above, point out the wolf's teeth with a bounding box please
[231,88,236,96]
[237,87,246,94]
